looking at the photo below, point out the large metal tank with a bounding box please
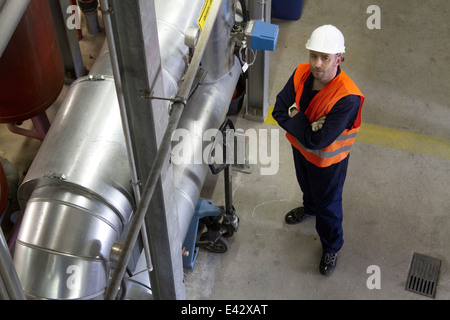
[14,46,134,300]
[0,0,64,123]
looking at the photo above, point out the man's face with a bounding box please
[309,51,342,84]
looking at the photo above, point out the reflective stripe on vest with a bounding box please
[287,63,364,168]
[289,128,359,167]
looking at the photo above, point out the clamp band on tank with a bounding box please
[139,90,187,104]
[140,90,187,115]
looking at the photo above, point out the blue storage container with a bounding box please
[272,0,305,21]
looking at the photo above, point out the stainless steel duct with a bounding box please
[14,45,133,300]
[156,0,206,97]
[13,0,240,300]
[201,0,235,82]
[174,59,241,244]
[174,0,238,241]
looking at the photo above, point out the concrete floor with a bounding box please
[1,0,449,300]
[185,0,450,300]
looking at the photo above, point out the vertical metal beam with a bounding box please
[244,0,271,122]
[101,0,184,299]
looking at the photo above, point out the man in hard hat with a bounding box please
[272,25,364,276]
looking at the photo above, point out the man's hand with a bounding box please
[289,104,299,118]
[311,116,326,132]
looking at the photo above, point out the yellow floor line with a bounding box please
[264,105,279,126]
[265,105,450,161]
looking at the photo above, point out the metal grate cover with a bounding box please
[405,253,441,298]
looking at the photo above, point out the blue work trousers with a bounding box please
[292,146,349,254]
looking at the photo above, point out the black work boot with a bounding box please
[319,251,338,276]
[285,207,314,225]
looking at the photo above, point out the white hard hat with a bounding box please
[306,25,346,54]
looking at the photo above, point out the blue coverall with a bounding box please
[272,66,361,254]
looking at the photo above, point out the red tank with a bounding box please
[0,0,65,123]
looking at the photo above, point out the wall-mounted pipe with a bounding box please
[0,0,29,57]
[77,0,99,34]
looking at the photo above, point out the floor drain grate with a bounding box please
[405,253,441,298]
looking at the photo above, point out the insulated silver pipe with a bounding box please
[104,0,226,300]
[201,0,235,82]
[174,0,238,243]
[155,0,207,97]
[174,59,241,239]
[0,0,30,57]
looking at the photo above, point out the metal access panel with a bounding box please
[405,253,441,298]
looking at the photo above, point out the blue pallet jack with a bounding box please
[183,119,239,270]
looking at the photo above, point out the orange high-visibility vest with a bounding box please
[286,63,365,167]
